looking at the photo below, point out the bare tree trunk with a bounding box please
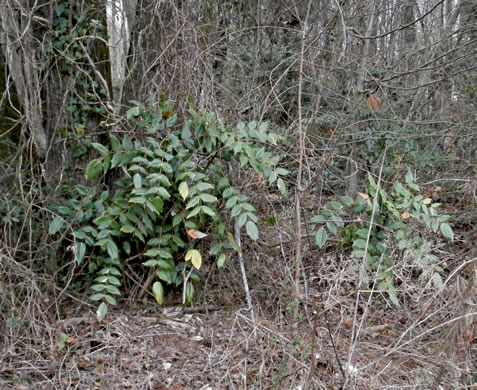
[0,0,48,158]
[106,0,137,105]
[346,3,377,197]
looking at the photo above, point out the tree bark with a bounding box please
[0,0,49,158]
[346,3,377,197]
[106,0,137,104]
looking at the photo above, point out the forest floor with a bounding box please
[1,197,476,389]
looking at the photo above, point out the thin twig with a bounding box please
[303,315,319,390]
[326,318,346,381]
[234,217,254,319]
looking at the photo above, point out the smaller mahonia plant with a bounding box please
[49,100,288,320]
[311,171,453,305]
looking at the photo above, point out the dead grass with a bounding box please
[1,225,475,389]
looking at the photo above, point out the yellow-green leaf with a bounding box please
[179,182,189,201]
[185,249,202,270]
[185,282,194,304]
[227,232,240,251]
[152,281,164,304]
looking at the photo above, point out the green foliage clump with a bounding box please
[312,171,453,305]
[49,101,287,320]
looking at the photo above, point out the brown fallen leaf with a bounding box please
[366,93,382,110]
[186,229,208,239]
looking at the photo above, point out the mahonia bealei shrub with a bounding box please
[312,172,453,305]
[49,100,288,320]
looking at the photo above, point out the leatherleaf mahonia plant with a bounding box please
[312,172,454,306]
[49,100,288,321]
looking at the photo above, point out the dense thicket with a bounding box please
[0,1,475,387]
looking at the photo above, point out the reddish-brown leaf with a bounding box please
[186,229,208,239]
[366,93,382,110]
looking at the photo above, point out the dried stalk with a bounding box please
[234,217,254,319]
